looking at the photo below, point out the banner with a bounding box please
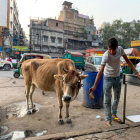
[12,46,29,51]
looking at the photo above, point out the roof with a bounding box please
[23,53,50,57]
[65,51,83,57]
[124,48,134,55]
[62,1,73,6]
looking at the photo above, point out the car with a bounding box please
[0,58,13,71]
[85,56,102,72]
[85,55,123,78]
[136,62,140,73]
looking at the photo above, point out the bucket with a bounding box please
[83,71,104,109]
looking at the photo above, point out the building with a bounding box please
[58,1,97,54]
[0,0,26,58]
[30,17,64,57]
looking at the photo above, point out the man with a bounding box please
[89,38,140,126]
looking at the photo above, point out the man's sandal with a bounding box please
[112,117,123,124]
[104,123,111,127]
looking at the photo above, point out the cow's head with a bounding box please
[54,68,88,102]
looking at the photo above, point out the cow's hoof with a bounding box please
[59,119,64,125]
[27,111,31,115]
[32,109,36,113]
[66,119,72,124]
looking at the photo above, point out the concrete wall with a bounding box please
[48,19,64,31]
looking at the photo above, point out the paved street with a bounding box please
[0,70,140,140]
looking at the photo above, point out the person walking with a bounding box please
[89,38,140,126]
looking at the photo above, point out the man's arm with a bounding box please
[123,55,140,78]
[89,65,105,93]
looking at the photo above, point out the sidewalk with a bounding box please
[25,122,140,140]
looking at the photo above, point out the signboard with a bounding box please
[92,42,99,46]
[78,14,89,19]
[12,46,29,51]
[131,40,140,47]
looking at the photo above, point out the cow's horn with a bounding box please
[79,72,82,75]
[63,68,68,73]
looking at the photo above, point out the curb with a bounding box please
[25,123,140,140]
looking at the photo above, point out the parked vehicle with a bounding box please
[85,55,123,78]
[12,59,18,69]
[13,53,51,78]
[0,57,13,71]
[63,51,85,71]
[122,56,140,74]
[85,48,105,59]
[85,56,103,72]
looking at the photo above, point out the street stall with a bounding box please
[123,74,140,123]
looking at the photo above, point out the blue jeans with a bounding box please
[104,76,121,122]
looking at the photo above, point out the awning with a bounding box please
[124,48,134,55]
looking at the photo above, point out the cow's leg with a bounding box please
[56,91,64,124]
[25,84,31,115]
[29,84,36,113]
[65,102,72,123]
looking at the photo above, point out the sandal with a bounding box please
[112,117,123,124]
[104,123,111,127]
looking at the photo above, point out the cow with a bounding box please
[21,58,88,124]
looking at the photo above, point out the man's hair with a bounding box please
[107,38,118,50]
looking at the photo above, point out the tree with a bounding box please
[100,19,140,49]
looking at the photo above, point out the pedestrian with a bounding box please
[89,38,140,127]
[7,57,12,63]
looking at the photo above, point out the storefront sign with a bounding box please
[12,46,29,51]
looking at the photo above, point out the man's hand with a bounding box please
[89,86,96,93]
[89,86,96,99]
[136,72,140,78]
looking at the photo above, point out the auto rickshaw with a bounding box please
[121,56,140,74]
[13,53,51,78]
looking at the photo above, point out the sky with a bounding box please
[16,0,140,38]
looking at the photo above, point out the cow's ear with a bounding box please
[54,75,63,81]
[80,75,88,80]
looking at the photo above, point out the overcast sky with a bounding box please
[16,0,140,38]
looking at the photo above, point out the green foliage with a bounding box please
[81,26,88,38]
[101,19,140,49]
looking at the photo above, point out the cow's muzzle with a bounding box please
[63,96,72,102]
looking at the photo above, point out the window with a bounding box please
[95,57,102,65]
[56,23,58,26]
[51,37,55,43]
[58,38,62,44]
[44,36,48,42]
[90,57,94,64]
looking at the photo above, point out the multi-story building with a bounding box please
[30,17,64,56]
[58,1,97,54]
[0,0,26,58]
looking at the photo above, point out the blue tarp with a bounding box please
[0,47,3,52]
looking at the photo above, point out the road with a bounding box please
[0,70,140,140]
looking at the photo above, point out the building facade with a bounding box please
[30,17,64,56]
[58,1,97,54]
[0,0,26,58]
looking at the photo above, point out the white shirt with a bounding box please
[101,46,125,77]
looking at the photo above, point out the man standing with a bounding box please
[89,38,140,126]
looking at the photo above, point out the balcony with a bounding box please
[42,47,50,52]
[34,47,40,51]
[50,46,58,53]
